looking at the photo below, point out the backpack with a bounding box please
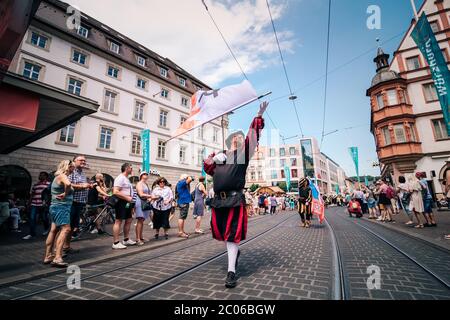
[385,187,395,200]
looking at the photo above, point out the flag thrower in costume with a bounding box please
[170,80,271,141]
[308,178,325,224]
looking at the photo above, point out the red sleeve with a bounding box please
[203,152,216,176]
[245,116,265,161]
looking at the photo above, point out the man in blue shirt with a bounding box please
[176,174,193,238]
[419,173,437,227]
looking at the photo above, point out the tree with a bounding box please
[278,182,287,192]
[249,184,260,192]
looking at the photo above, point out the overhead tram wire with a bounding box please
[267,29,407,104]
[320,0,332,149]
[201,0,283,137]
[266,0,304,138]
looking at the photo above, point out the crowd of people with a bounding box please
[330,173,439,230]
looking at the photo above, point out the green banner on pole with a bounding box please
[411,12,450,135]
[284,165,291,192]
[141,129,150,173]
[349,147,360,182]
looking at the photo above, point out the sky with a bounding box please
[67,0,425,178]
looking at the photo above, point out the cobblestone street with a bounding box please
[0,207,448,300]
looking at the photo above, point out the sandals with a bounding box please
[43,256,55,265]
[414,224,424,229]
[51,260,68,268]
[178,232,189,239]
[195,229,205,234]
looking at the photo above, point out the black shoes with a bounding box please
[225,271,237,288]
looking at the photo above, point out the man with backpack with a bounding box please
[176,174,193,238]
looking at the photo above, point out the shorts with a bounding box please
[424,198,433,214]
[178,204,189,220]
[50,204,71,227]
[367,199,376,209]
[70,202,85,229]
[115,199,133,220]
[258,203,265,208]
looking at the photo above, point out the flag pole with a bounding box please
[410,0,419,20]
[164,91,272,143]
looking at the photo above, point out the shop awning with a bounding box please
[0,73,99,154]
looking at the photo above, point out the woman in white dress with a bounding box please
[409,174,425,229]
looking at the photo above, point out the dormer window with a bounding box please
[77,25,89,38]
[160,67,168,78]
[110,41,120,54]
[137,55,146,67]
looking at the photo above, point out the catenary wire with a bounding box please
[320,0,332,148]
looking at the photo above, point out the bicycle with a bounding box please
[76,200,117,239]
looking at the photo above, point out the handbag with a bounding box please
[141,199,152,211]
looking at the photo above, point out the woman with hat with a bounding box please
[135,172,159,245]
[298,177,312,228]
[151,177,173,240]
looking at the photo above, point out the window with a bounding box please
[181,97,189,107]
[160,67,168,78]
[103,90,117,112]
[30,31,48,48]
[133,101,145,121]
[23,62,41,80]
[157,140,166,159]
[68,78,83,96]
[72,50,87,65]
[432,119,449,140]
[99,127,113,150]
[161,88,169,99]
[270,148,276,157]
[107,65,120,78]
[179,146,187,163]
[386,89,398,106]
[136,78,147,90]
[137,56,146,67]
[250,171,256,180]
[382,127,391,146]
[423,83,438,102]
[406,56,421,71]
[430,21,440,33]
[409,123,417,142]
[179,77,186,87]
[159,110,168,127]
[131,134,141,155]
[376,93,385,109]
[59,123,76,144]
[110,41,120,54]
[270,159,276,167]
[271,170,277,179]
[197,149,204,166]
[77,25,89,38]
[198,126,204,139]
[279,148,285,156]
[292,169,298,178]
[393,124,406,143]
[258,171,263,180]
[289,147,296,155]
[280,159,286,167]
[180,116,187,125]
[213,127,219,143]
[291,158,297,166]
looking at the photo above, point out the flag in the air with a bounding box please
[308,178,325,224]
[172,80,258,139]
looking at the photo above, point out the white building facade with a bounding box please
[1,0,226,186]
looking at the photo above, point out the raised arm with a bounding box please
[244,102,267,161]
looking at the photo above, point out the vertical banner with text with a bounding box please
[284,165,291,192]
[141,129,150,173]
[349,147,360,182]
[411,12,450,135]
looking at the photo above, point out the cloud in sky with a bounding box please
[66,0,295,86]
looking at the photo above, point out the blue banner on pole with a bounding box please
[141,129,150,173]
[411,12,450,135]
[284,165,291,192]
